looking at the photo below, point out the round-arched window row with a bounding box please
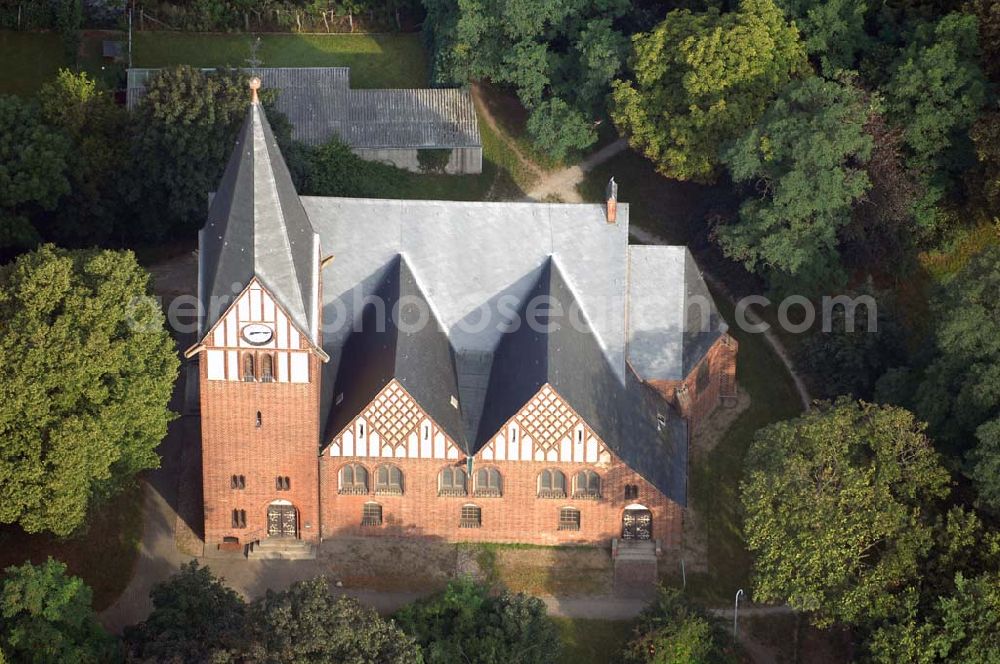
[473,467,502,497]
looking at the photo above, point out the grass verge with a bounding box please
[0,482,144,610]
[133,31,427,88]
[0,31,68,95]
[553,617,635,664]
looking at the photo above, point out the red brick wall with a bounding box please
[649,334,738,431]
[199,352,322,546]
[318,455,683,548]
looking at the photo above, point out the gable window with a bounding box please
[231,509,247,528]
[438,467,467,497]
[243,354,255,382]
[260,354,274,383]
[375,464,403,495]
[231,475,246,490]
[339,464,369,495]
[361,502,383,527]
[474,468,502,498]
[459,504,482,528]
[276,476,291,491]
[573,471,601,499]
[625,484,639,501]
[537,469,566,499]
[559,507,581,531]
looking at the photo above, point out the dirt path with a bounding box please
[524,137,629,202]
[470,83,543,182]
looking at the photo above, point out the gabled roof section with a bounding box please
[324,256,467,451]
[477,258,688,503]
[627,246,724,382]
[199,95,320,344]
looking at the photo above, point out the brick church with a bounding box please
[185,81,737,556]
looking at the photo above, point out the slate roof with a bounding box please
[198,100,722,504]
[127,67,481,149]
[627,246,725,380]
[199,98,320,343]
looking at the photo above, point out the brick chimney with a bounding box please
[605,176,618,224]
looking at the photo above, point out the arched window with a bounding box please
[559,507,581,531]
[361,502,383,527]
[474,468,502,497]
[459,504,481,528]
[375,464,404,495]
[339,464,368,495]
[573,470,601,499]
[438,467,467,497]
[243,354,255,382]
[537,469,566,498]
[260,354,274,383]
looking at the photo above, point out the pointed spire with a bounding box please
[198,86,320,343]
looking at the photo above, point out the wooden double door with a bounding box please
[267,504,297,538]
[622,509,652,540]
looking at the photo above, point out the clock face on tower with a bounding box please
[241,323,274,346]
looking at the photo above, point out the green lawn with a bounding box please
[0,31,68,96]
[684,291,804,605]
[133,32,427,88]
[553,617,635,664]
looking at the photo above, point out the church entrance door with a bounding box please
[622,506,652,540]
[267,503,297,538]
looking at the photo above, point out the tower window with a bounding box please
[231,475,246,490]
[243,354,255,382]
[232,509,247,528]
[260,354,274,383]
[276,476,291,491]
[256,411,262,428]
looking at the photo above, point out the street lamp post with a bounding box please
[733,589,745,642]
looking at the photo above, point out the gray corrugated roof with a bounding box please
[127,67,481,149]
[627,246,724,380]
[199,100,320,343]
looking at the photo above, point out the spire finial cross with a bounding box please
[249,77,262,105]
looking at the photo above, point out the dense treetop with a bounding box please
[0,245,178,536]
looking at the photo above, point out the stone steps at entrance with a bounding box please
[247,537,317,560]
[612,539,658,597]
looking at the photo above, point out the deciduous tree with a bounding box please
[742,399,950,627]
[0,559,117,664]
[247,577,422,664]
[0,95,70,250]
[611,0,807,182]
[716,75,871,288]
[124,561,247,663]
[395,577,560,664]
[622,587,736,663]
[0,245,178,536]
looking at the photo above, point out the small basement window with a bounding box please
[559,507,581,531]
[459,504,482,528]
[361,502,383,527]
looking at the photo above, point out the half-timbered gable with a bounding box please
[326,379,465,461]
